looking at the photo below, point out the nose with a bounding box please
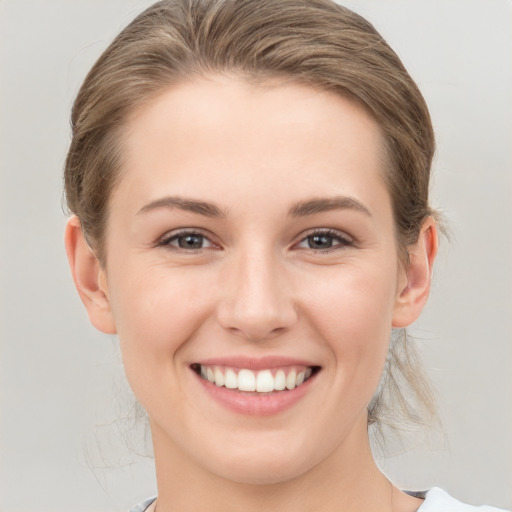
[216,249,298,341]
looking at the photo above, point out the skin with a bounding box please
[66,75,437,512]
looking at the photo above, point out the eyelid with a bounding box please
[293,228,355,251]
[156,227,220,251]
[154,227,354,253]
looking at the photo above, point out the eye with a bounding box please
[296,229,354,251]
[157,230,217,251]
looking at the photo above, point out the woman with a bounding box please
[63,0,507,510]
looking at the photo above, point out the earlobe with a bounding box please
[64,216,117,334]
[392,217,438,328]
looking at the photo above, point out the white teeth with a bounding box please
[198,365,315,392]
[238,369,256,391]
[274,370,286,391]
[256,370,274,392]
[224,368,238,389]
[214,367,224,387]
[286,370,297,390]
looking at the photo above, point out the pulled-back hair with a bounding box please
[65,0,438,435]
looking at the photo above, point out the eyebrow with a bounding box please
[137,196,227,217]
[137,194,371,218]
[289,196,372,217]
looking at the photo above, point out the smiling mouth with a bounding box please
[191,364,320,393]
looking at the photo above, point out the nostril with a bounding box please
[242,326,288,342]
[215,279,298,341]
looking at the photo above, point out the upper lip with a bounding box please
[192,356,319,370]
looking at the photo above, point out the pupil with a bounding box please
[310,234,332,249]
[179,235,203,249]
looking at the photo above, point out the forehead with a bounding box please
[116,75,390,217]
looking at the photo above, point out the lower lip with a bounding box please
[193,371,317,416]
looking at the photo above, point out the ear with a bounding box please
[392,217,438,328]
[64,216,117,334]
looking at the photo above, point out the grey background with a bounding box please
[0,0,511,510]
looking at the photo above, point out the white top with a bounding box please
[129,488,509,512]
[417,487,508,511]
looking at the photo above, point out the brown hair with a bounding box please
[65,0,437,434]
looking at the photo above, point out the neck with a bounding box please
[150,415,417,512]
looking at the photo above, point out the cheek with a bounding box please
[302,264,397,385]
[106,263,214,385]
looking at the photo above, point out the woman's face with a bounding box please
[97,76,414,483]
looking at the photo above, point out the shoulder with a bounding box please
[128,497,157,512]
[418,487,509,512]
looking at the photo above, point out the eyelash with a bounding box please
[156,228,354,253]
[295,229,355,252]
[157,229,218,253]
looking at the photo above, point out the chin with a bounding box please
[215,460,311,486]
[199,441,325,486]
